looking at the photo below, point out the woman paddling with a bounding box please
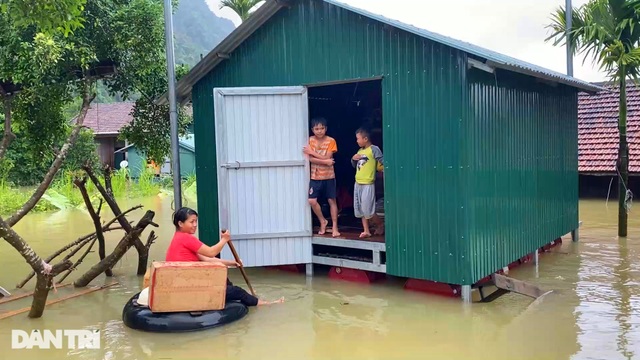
[165,207,284,306]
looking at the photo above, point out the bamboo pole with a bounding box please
[227,240,256,296]
[0,282,118,320]
[0,283,73,305]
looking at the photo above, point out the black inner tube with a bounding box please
[122,292,249,333]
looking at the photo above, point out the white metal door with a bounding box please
[214,86,312,267]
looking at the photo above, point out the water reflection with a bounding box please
[0,197,638,359]
[614,239,634,359]
[572,200,640,360]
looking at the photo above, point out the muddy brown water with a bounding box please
[0,196,638,359]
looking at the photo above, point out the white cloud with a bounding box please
[205,0,265,27]
[205,0,242,26]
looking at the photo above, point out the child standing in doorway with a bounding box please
[351,127,384,238]
[303,117,340,237]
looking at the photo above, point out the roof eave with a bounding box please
[94,131,121,136]
[486,60,604,94]
[181,143,196,152]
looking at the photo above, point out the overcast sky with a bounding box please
[206,0,606,83]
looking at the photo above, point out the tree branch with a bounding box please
[0,216,49,282]
[83,165,146,253]
[104,205,143,228]
[74,177,111,276]
[6,81,96,227]
[15,236,95,289]
[84,165,129,230]
[145,230,157,250]
[50,260,73,276]
[103,165,115,200]
[13,205,137,289]
[56,237,97,283]
[75,210,156,287]
[28,259,73,318]
[0,86,16,161]
[19,236,94,289]
[96,198,103,216]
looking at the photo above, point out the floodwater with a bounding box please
[0,196,639,360]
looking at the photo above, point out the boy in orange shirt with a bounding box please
[303,117,340,237]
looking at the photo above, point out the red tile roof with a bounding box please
[578,82,640,174]
[83,102,134,135]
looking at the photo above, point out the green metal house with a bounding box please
[115,135,197,179]
[161,0,600,300]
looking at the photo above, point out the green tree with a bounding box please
[103,0,193,164]
[0,0,86,35]
[119,63,192,165]
[547,0,640,237]
[219,0,262,22]
[0,0,176,318]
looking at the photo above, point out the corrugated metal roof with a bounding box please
[160,0,603,105]
[324,0,602,93]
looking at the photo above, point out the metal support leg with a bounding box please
[0,285,10,297]
[305,263,313,277]
[461,285,471,304]
[572,221,582,242]
[373,250,381,266]
[534,250,539,265]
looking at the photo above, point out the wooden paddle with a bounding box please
[222,229,256,296]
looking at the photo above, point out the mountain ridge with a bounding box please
[174,0,236,67]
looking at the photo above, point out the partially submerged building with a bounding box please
[83,102,132,169]
[578,82,640,196]
[161,0,600,301]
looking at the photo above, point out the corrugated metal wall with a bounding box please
[126,148,146,179]
[178,146,196,177]
[465,69,579,283]
[126,146,195,178]
[192,0,579,285]
[192,0,469,283]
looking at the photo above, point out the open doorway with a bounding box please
[307,79,385,242]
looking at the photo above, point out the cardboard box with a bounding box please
[149,261,227,313]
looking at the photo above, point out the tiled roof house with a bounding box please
[578,82,640,175]
[80,101,195,173]
[81,102,133,168]
[83,102,134,136]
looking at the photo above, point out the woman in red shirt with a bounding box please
[166,207,284,306]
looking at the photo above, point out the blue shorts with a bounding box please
[309,179,337,200]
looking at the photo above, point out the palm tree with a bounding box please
[546,0,640,237]
[219,0,262,22]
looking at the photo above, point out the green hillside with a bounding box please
[95,0,235,102]
[174,0,236,67]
